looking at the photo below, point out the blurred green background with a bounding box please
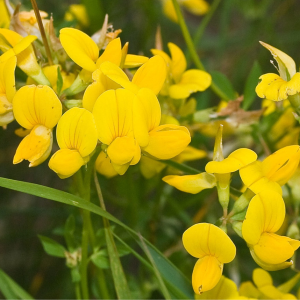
[1,0,300,298]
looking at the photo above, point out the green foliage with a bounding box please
[38,235,66,258]
[210,71,237,101]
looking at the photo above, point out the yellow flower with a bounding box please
[240,145,300,195]
[162,0,209,23]
[0,56,16,126]
[18,9,48,25]
[133,88,191,159]
[100,55,167,96]
[256,42,300,102]
[151,43,211,99]
[0,0,10,28]
[13,85,62,167]
[92,89,140,175]
[183,223,236,294]
[196,276,244,299]
[0,29,50,85]
[251,268,298,299]
[95,151,118,179]
[49,107,98,179]
[242,190,300,270]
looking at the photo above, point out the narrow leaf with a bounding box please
[0,268,34,299]
[211,71,236,101]
[243,61,262,110]
[38,235,66,258]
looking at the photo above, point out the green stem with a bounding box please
[229,188,255,217]
[75,283,82,300]
[171,0,228,100]
[160,159,200,174]
[193,0,222,47]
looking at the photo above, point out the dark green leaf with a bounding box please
[0,268,34,299]
[243,61,262,110]
[38,235,66,258]
[211,71,236,101]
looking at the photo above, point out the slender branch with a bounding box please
[160,159,200,174]
[30,0,53,65]
[171,0,228,100]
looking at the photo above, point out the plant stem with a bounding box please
[171,0,228,100]
[30,0,53,65]
[160,159,200,174]
[193,0,222,46]
[75,283,82,300]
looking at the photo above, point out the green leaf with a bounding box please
[0,177,192,299]
[56,67,63,96]
[0,268,34,299]
[38,235,66,258]
[71,267,81,283]
[91,250,110,269]
[243,61,262,110]
[211,71,236,101]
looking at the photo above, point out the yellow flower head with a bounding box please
[100,55,167,96]
[256,42,300,102]
[162,0,209,23]
[0,0,10,28]
[251,268,297,299]
[95,151,118,179]
[0,56,16,126]
[64,4,89,28]
[0,29,49,85]
[183,223,236,294]
[13,85,62,167]
[242,190,300,270]
[132,88,191,159]
[240,145,300,195]
[49,107,98,179]
[92,89,140,175]
[151,43,211,99]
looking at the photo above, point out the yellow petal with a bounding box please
[132,55,167,95]
[143,124,191,159]
[92,89,135,145]
[96,37,122,67]
[111,161,130,175]
[150,49,172,67]
[130,142,141,165]
[196,276,240,300]
[13,85,62,129]
[250,248,293,271]
[239,281,261,299]
[0,56,16,102]
[140,156,166,179]
[56,107,98,157]
[82,68,120,112]
[192,256,223,294]
[262,145,300,186]
[133,88,161,147]
[100,61,137,93]
[181,0,209,15]
[256,73,300,101]
[260,41,296,79]
[168,43,186,83]
[0,29,22,48]
[0,1,10,29]
[206,148,257,174]
[49,149,86,179]
[254,233,296,265]
[95,151,118,178]
[60,28,98,72]
[182,223,236,263]
[13,125,52,167]
[124,54,149,68]
[163,172,216,194]
[242,191,285,245]
[162,0,178,23]
[252,268,273,288]
[176,146,206,163]
[169,70,211,99]
[107,136,136,165]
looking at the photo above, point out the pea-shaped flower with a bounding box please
[49,107,98,179]
[256,42,300,102]
[0,56,16,127]
[13,85,62,167]
[240,145,300,195]
[183,223,236,294]
[92,89,140,175]
[133,88,191,159]
[151,43,211,99]
[242,190,300,270]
